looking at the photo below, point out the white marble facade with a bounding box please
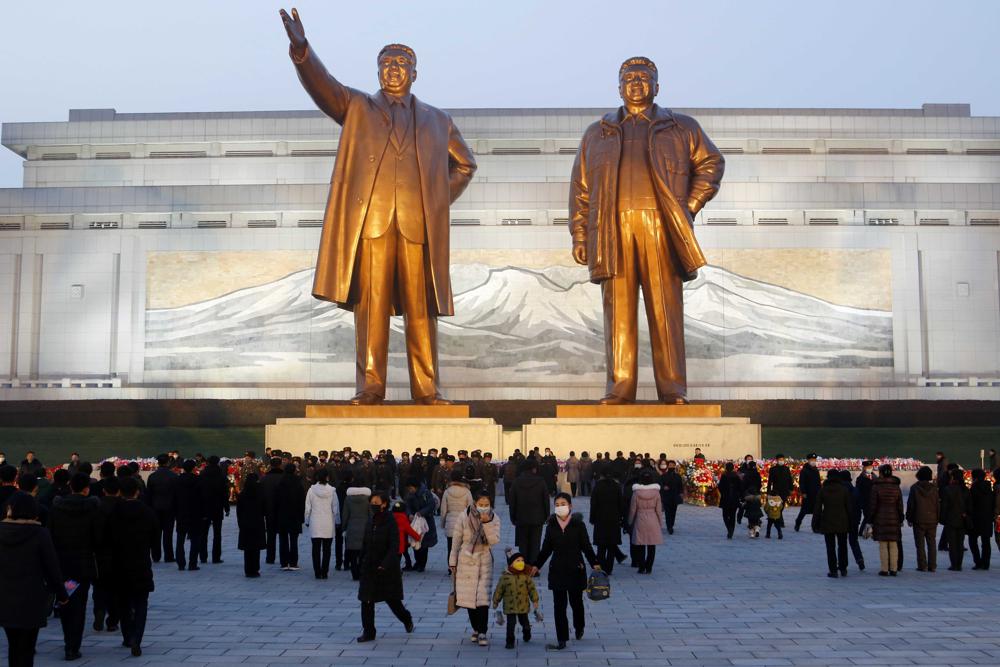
[0,104,999,401]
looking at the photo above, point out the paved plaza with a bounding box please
[26,496,1000,666]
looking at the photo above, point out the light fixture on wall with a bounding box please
[956,282,970,297]
[70,284,85,300]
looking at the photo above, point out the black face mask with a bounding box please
[370,504,384,513]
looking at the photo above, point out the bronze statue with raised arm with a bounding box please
[279,8,477,405]
[569,56,725,405]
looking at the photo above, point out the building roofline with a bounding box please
[62,102,973,122]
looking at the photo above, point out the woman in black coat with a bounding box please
[0,492,70,667]
[588,471,626,573]
[532,492,600,651]
[274,463,306,570]
[357,492,413,642]
[718,463,743,539]
[237,473,266,577]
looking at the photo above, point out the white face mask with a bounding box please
[554,505,570,518]
[476,506,491,514]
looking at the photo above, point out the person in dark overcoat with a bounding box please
[357,491,413,642]
[145,454,177,564]
[237,473,266,577]
[718,463,743,539]
[766,454,793,503]
[93,477,123,633]
[108,477,158,657]
[794,454,821,531]
[173,459,206,571]
[259,457,284,565]
[870,464,904,576]
[658,460,683,534]
[0,492,70,667]
[275,463,306,570]
[531,493,600,651]
[48,472,102,660]
[940,468,971,571]
[968,468,994,570]
[589,470,626,572]
[198,456,231,565]
[905,465,939,572]
[812,470,852,577]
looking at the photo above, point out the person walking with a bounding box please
[837,470,866,571]
[93,477,122,633]
[940,468,971,571]
[0,493,70,667]
[236,473,266,578]
[492,551,540,649]
[532,493,600,651]
[48,472,102,660]
[105,477,157,657]
[578,452,593,497]
[441,469,474,557]
[628,469,664,574]
[718,462,743,539]
[145,454,177,563]
[794,454,821,532]
[905,465,939,572]
[870,464,904,576]
[342,480,372,579]
[658,460,683,535]
[968,468,994,570]
[509,460,551,564]
[174,460,206,571]
[589,469,626,573]
[855,460,875,536]
[403,478,437,572]
[304,468,340,579]
[449,494,501,646]
[812,470,852,578]
[391,500,422,568]
[766,454,793,504]
[275,463,306,571]
[259,457,284,565]
[198,455,230,565]
[502,457,518,504]
[565,453,580,497]
[357,492,414,642]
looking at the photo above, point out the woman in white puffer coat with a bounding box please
[441,468,474,556]
[449,493,501,646]
[304,469,340,579]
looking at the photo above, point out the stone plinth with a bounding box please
[555,404,722,418]
[304,404,470,418]
[266,417,502,457]
[522,416,761,460]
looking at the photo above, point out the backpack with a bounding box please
[586,568,610,601]
[765,495,784,520]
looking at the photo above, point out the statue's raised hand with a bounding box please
[279,8,307,51]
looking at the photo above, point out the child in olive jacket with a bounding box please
[492,551,540,649]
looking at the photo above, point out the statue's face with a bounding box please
[619,65,658,107]
[378,49,416,96]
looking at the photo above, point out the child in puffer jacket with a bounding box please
[492,551,540,649]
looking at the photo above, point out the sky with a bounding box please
[2,0,999,187]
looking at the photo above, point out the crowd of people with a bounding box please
[1,445,999,664]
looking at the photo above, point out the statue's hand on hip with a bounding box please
[572,243,587,266]
[279,7,307,52]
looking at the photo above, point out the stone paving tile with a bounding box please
[18,496,1000,665]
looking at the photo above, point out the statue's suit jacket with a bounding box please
[291,45,477,315]
[569,104,724,283]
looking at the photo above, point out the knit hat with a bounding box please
[507,550,525,566]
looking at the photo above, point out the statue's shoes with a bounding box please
[415,394,453,406]
[661,394,689,405]
[349,391,384,405]
[598,394,634,405]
